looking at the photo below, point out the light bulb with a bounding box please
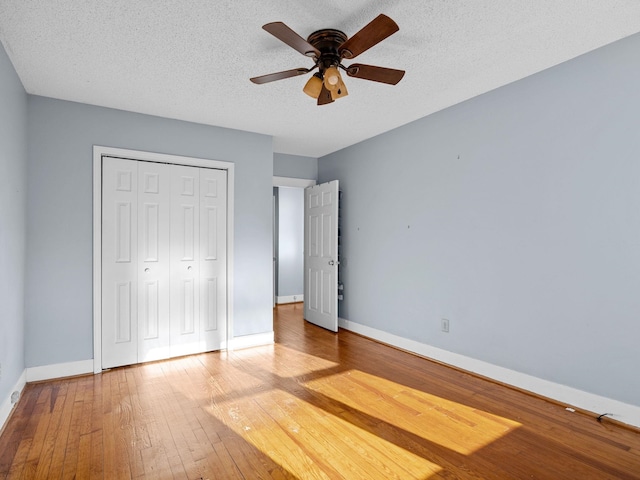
[324,66,341,91]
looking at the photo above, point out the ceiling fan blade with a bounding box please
[345,63,405,85]
[263,22,320,58]
[339,14,399,59]
[317,84,334,105]
[250,68,310,84]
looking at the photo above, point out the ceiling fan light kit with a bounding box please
[250,14,405,106]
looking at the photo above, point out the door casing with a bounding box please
[93,145,235,373]
[272,176,316,307]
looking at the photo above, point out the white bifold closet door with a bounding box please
[102,157,227,369]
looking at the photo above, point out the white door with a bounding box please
[102,157,139,368]
[169,165,201,357]
[304,180,339,332]
[198,167,227,351]
[138,161,172,363]
[102,158,227,368]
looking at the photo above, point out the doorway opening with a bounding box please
[272,177,315,307]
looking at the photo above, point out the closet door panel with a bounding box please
[199,168,227,349]
[102,158,139,368]
[138,162,172,362]
[170,165,202,357]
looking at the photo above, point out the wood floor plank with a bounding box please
[0,385,39,477]
[208,439,247,479]
[1,304,639,479]
[47,380,78,479]
[74,432,91,480]
[59,381,86,480]
[31,385,68,479]
[4,438,31,480]
[19,389,55,479]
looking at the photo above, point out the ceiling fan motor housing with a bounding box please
[307,29,348,72]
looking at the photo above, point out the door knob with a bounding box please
[187,266,192,271]
[144,268,150,273]
[328,260,335,266]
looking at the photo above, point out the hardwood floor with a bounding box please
[1,304,639,479]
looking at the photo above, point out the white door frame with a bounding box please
[272,176,316,306]
[93,145,235,373]
[272,176,316,189]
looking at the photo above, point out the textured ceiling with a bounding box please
[1,1,640,158]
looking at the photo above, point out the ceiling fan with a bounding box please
[250,14,405,105]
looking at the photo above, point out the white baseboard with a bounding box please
[0,370,27,433]
[277,295,303,304]
[230,331,275,350]
[22,336,277,383]
[26,359,94,383]
[338,318,640,429]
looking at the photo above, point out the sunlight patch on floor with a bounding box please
[168,343,520,477]
[208,388,443,479]
[304,369,521,456]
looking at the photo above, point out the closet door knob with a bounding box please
[187,266,193,271]
[144,268,150,273]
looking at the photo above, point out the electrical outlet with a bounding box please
[441,318,450,333]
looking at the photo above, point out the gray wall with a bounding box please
[26,96,274,368]
[277,187,304,297]
[319,33,640,406]
[0,41,27,401]
[274,153,317,180]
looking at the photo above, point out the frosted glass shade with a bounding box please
[331,78,348,100]
[324,67,341,91]
[303,74,323,98]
